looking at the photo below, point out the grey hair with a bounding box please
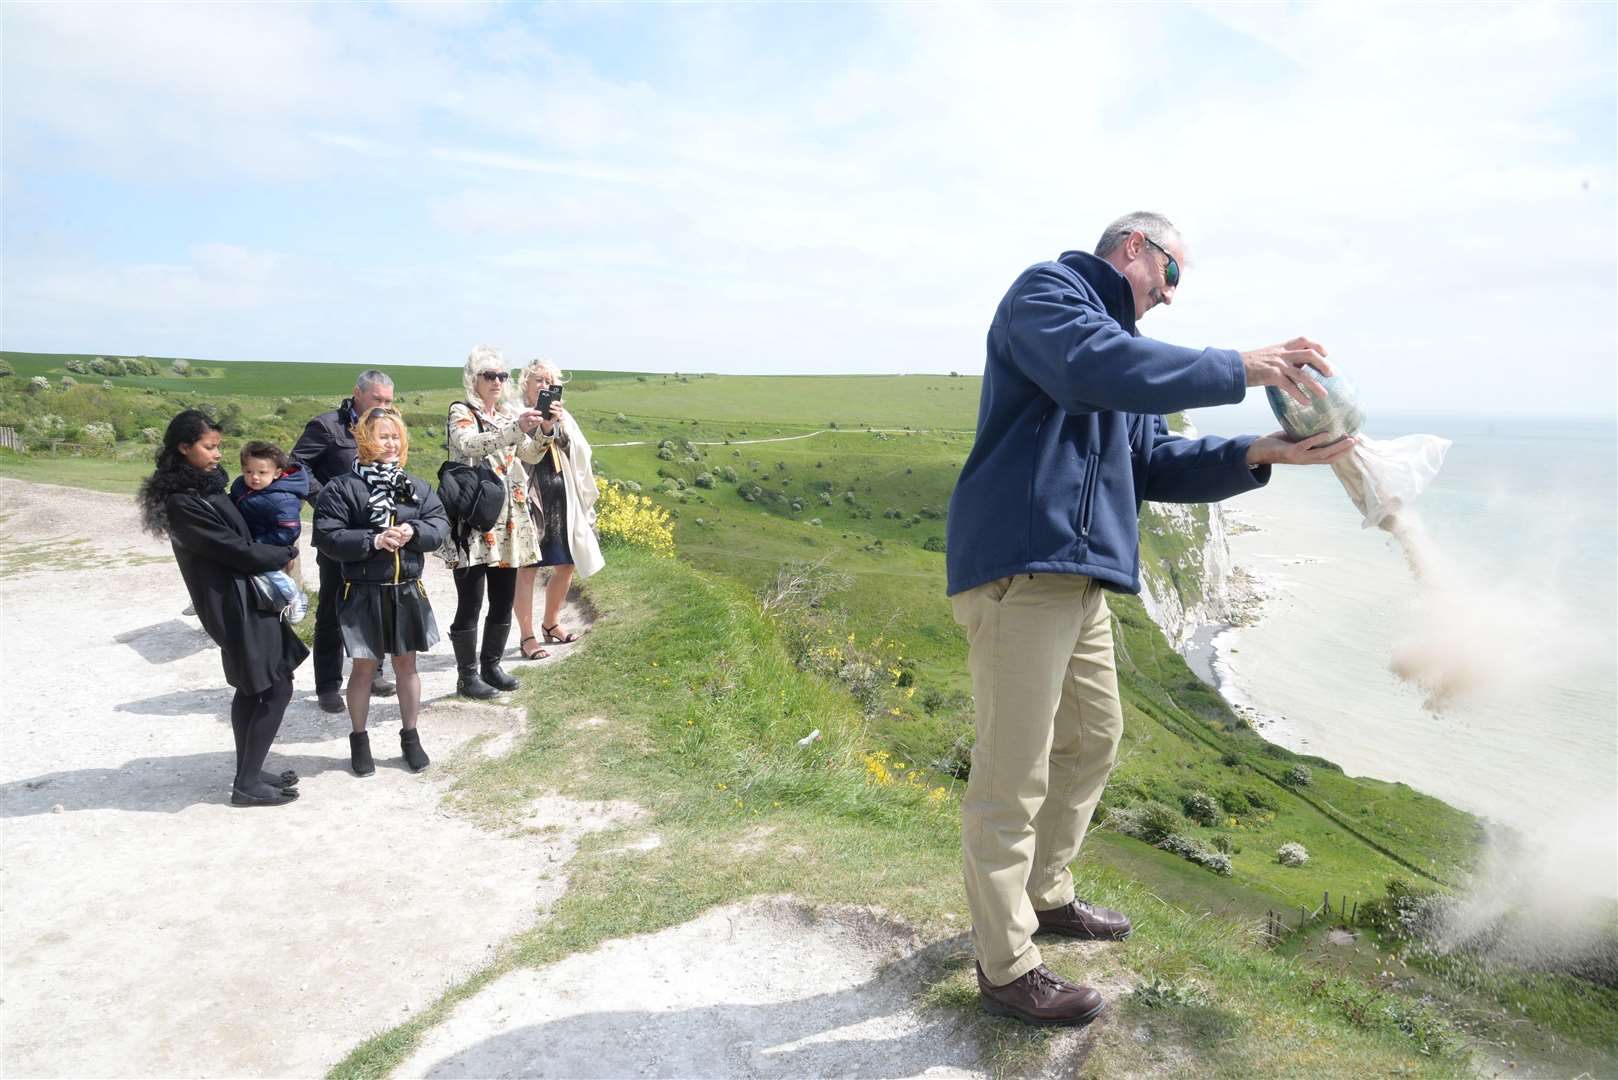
[1094,211,1180,258]
[461,344,514,413]
[354,369,393,394]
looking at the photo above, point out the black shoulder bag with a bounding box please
[435,401,507,555]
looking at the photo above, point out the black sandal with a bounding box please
[542,623,579,644]
[263,770,299,789]
[519,635,551,660]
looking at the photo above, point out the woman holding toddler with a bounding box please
[137,409,307,807]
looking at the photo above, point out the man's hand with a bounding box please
[1247,430,1358,467]
[1242,337,1334,406]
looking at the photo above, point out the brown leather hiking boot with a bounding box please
[1035,897,1133,941]
[976,963,1105,1026]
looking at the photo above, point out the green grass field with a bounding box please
[4,350,1613,1077]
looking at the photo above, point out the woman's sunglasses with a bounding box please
[1143,236,1180,289]
[478,370,511,383]
[366,407,401,419]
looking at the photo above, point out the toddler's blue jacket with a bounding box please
[230,465,310,547]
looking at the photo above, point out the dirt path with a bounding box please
[0,479,618,1079]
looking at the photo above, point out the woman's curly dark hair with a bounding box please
[136,409,223,537]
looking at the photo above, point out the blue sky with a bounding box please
[3,1,1614,417]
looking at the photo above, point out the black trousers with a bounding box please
[450,564,517,635]
[313,551,345,694]
[230,677,294,791]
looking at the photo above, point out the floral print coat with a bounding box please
[440,401,548,569]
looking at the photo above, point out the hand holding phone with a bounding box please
[536,385,563,419]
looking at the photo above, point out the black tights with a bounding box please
[230,677,294,796]
[450,565,517,634]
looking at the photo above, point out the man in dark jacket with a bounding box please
[946,212,1355,1027]
[291,370,397,711]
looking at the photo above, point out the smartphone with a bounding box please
[536,386,563,414]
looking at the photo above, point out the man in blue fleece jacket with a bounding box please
[947,211,1355,1026]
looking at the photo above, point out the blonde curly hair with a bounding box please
[519,358,568,407]
[461,344,515,414]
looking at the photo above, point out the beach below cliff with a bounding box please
[1192,415,1616,851]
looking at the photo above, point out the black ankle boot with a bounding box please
[400,728,430,772]
[479,620,520,692]
[349,731,375,776]
[450,628,497,700]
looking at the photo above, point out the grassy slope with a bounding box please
[332,546,1476,1080]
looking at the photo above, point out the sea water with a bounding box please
[1186,412,1617,850]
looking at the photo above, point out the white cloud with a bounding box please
[0,2,1612,413]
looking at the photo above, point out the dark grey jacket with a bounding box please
[312,473,450,585]
[290,398,359,500]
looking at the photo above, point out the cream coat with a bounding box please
[541,411,604,581]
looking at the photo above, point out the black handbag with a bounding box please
[436,401,507,553]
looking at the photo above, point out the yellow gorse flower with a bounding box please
[594,478,676,557]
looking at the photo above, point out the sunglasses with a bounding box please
[1143,236,1180,289]
[478,370,511,383]
[366,407,401,419]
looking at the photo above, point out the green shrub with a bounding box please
[1283,764,1313,787]
[1158,833,1233,875]
[1182,791,1220,826]
[1108,799,1182,844]
[80,422,116,452]
[1244,787,1278,812]
[922,537,945,553]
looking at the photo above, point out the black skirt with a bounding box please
[338,579,440,660]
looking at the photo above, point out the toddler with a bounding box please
[231,440,311,622]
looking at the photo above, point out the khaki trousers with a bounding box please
[950,573,1124,985]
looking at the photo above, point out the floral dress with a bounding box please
[440,401,547,569]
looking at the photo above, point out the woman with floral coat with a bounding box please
[440,344,550,699]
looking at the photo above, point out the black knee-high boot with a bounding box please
[480,620,520,691]
[451,628,497,700]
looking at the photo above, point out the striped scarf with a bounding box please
[354,460,415,528]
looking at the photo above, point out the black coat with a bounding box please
[163,471,309,694]
[290,398,359,501]
[312,472,449,584]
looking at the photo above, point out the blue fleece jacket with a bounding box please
[944,251,1270,597]
[230,465,311,547]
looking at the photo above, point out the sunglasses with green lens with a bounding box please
[1143,236,1180,289]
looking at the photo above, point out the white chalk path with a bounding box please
[0,479,614,1079]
